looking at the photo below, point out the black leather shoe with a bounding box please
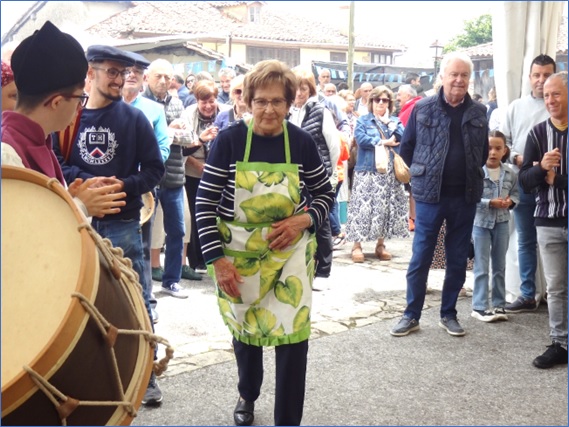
[233,397,254,426]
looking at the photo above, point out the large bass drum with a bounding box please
[1,166,154,425]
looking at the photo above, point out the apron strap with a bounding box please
[245,119,291,163]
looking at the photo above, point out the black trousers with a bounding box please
[141,187,157,310]
[233,338,308,426]
[315,216,333,277]
[183,176,205,269]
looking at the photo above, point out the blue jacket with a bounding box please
[353,113,404,173]
[400,89,488,204]
[474,164,519,229]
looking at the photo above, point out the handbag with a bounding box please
[375,144,388,174]
[390,148,411,184]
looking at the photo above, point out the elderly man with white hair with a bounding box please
[391,52,488,338]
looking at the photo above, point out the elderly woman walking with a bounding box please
[195,60,334,426]
[346,85,409,263]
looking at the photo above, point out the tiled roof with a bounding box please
[86,1,405,50]
[462,16,568,58]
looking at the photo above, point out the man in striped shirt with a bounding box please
[519,72,568,369]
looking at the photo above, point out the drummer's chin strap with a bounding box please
[21,224,175,425]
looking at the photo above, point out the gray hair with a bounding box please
[218,67,236,79]
[546,72,568,87]
[398,84,417,97]
[439,51,473,78]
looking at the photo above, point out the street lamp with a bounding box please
[430,40,443,77]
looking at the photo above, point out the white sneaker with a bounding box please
[471,309,498,322]
[161,283,189,299]
[492,307,509,321]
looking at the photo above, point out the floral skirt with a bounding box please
[345,170,410,243]
[430,220,474,271]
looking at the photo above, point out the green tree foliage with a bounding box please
[444,14,492,53]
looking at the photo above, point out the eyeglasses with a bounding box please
[373,97,391,104]
[252,98,287,109]
[233,89,243,95]
[92,67,130,79]
[43,92,89,108]
[126,67,144,77]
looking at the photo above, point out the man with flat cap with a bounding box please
[1,20,126,218]
[54,44,165,406]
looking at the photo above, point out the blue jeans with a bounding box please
[156,186,186,287]
[91,218,152,325]
[404,195,476,321]
[329,182,342,236]
[472,222,510,311]
[536,226,568,346]
[513,186,538,300]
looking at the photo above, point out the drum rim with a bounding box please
[1,166,154,424]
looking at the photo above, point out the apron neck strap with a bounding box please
[245,119,291,163]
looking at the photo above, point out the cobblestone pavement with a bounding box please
[152,236,467,378]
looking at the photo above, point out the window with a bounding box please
[246,46,300,68]
[330,52,347,62]
[249,5,261,23]
[372,53,392,64]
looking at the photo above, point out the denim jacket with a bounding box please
[353,113,404,172]
[474,164,519,229]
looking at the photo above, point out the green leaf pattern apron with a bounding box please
[211,120,317,347]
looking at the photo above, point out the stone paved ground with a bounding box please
[151,236,462,377]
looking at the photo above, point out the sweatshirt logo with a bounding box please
[77,126,118,165]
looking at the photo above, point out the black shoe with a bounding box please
[142,373,163,407]
[533,342,568,369]
[439,317,466,336]
[234,397,254,426]
[505,296,537,313]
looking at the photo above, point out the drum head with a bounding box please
[1,168,95,388]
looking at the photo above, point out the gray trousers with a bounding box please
[537,226,568,347]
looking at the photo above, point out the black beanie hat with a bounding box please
[11,21,88,96]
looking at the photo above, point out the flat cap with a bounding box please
[11,21,88,95]
[86,45,135,66]
[126,51,151,69]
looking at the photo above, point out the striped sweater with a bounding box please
[519,118,568,227]
[195,120,335,264]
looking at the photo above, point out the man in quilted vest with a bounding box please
[391,52,488,338]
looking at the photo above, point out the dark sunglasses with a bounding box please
[373,97,391,104]
[233,88,243,95]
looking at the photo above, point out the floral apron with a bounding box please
[211,120,316,347]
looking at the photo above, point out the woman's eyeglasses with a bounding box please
[252,98,287,109]
[372,97,391,104]
[233,89,243,95]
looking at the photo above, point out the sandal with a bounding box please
[375,243,392,261]
[351,245,365,263]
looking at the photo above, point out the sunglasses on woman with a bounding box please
[372,97,390,104]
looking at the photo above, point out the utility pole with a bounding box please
[347,1,355,91]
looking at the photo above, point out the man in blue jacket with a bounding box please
[391,52,488,337]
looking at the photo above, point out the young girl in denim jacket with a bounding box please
[471,130,520,322]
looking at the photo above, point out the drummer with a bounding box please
[1,21,126,218]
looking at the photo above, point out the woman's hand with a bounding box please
[267,214,310,250]
[213,257,243,298]
[381,135,399,147]
[200,125,219,143]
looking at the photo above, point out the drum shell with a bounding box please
[1,167,153,426]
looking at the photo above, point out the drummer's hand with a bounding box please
[213,257,243,298]
[70,178,126,218]
[267,214,310,250]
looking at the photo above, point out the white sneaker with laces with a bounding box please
[161,282,189,299]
